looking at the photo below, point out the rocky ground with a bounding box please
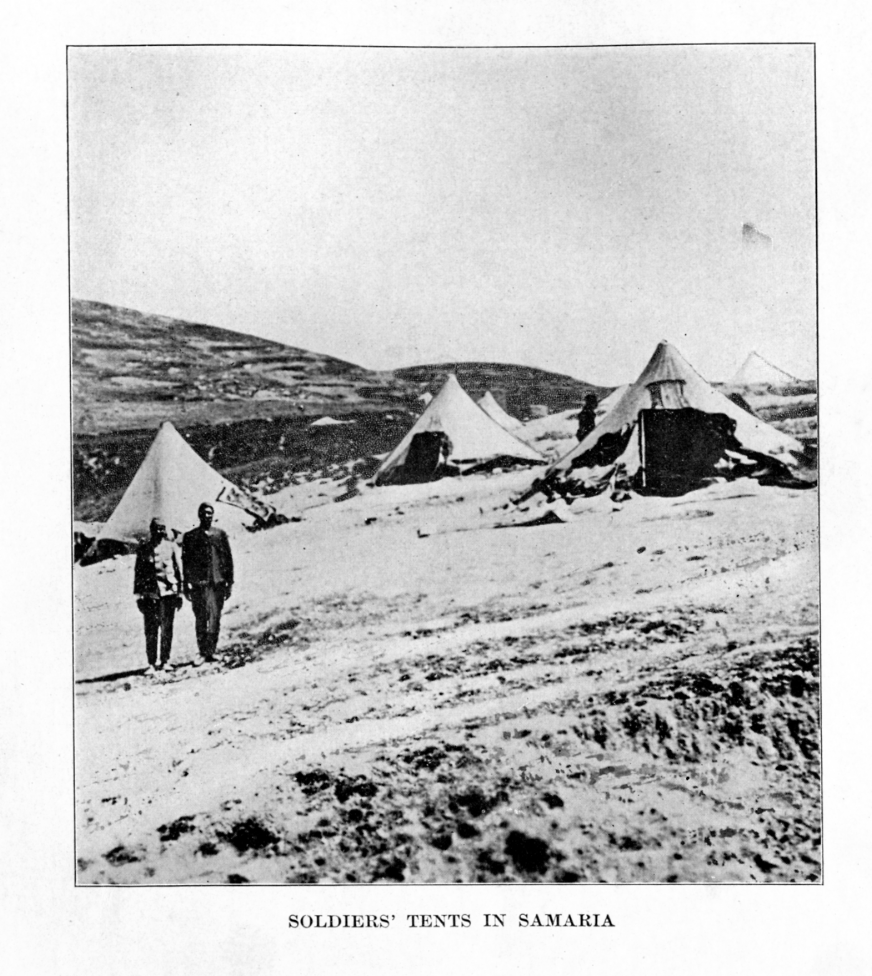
[74,472,820,884]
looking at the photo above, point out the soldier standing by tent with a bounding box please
[133,518,184,674]
[182,503,234,664]
[576,394,599,443]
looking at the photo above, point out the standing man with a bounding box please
[576,394,599,443]
[182,503,234,664]
[133,518,184,675]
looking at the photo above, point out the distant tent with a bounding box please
[525,341,810,500]
[477,391,522,430]
[375,374,544,486]
[309,416,354,426]
[731,352,800,386]
[87,421,273,550]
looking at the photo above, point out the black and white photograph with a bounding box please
[69,43,820,886]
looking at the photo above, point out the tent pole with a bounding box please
[639,413,646,489]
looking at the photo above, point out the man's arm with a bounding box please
[133,547,145,594]
[172,546,184,593]
[220,531,234,588]
[180,534,192,598]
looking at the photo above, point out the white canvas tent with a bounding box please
[375,374,543,485]
[528,341,808,499]
[595,384,630,418]
[90,421,268,547]
[731,352,800,386]
[309,416,354,426]
[477,391,522,430]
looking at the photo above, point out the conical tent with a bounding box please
[309,416,354,426]
[92,421,266,545]
[477,391,522,430]
[375,374,543,485]
[595,384,630,418]
[731,352,800,386]
[530,341,808,498]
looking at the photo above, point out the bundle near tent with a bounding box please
[82,421,278,560]
[526,341,812,501]
[731,352,800,386]
[375,374,544,486]
[477,391,522,430]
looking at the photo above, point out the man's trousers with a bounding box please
[140,596,177,667]
[190,584,226,660]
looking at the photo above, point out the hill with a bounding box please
[394,362,609,419]
[71,300,609,520]
[72,299,416,434]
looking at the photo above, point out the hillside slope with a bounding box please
[396,362,608,419]
[71,300,613,519]
[72,299,415,433]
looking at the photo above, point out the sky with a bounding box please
[69,45,816,384]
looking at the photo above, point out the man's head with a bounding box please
[585,394,599,408]
[198,503,215,529]
[149,518,167,542]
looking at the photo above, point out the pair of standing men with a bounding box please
[133,503,234,673]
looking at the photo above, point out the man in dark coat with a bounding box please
[182,503,234,664]
[576,394,599,443]
[133,518,184,674]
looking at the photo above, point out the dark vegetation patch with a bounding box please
[294,769,334,796]
[157,815,196,843]
[218,817,281,853]
[504,830,553,875]
[334,776,378,804]
[103,844,142,866]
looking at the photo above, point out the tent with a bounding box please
[526,341,810,499]
[309,416,355,426]
[88,421,273,549]
[731,352,800,386]
[595,384,630,419]
[375,374,544,485]
[477,391,522,430]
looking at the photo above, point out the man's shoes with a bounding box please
[143,665,156,676]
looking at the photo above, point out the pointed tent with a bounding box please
[528,341,809,499]
[595,384,630,419]
[309,416,354,426]
[91,421,270,546]
[375,374,544,485]
[731,352,800,386]
[477,391,522,430]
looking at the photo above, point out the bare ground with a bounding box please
[74,473,820,884]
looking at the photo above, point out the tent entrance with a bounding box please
[392,431,452,485]
[638,408,733,495]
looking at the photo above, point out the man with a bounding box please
[182,503,234,664]
[576,394,599,443]
[133,518,184,675]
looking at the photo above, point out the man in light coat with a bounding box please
[133,518,184,674]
